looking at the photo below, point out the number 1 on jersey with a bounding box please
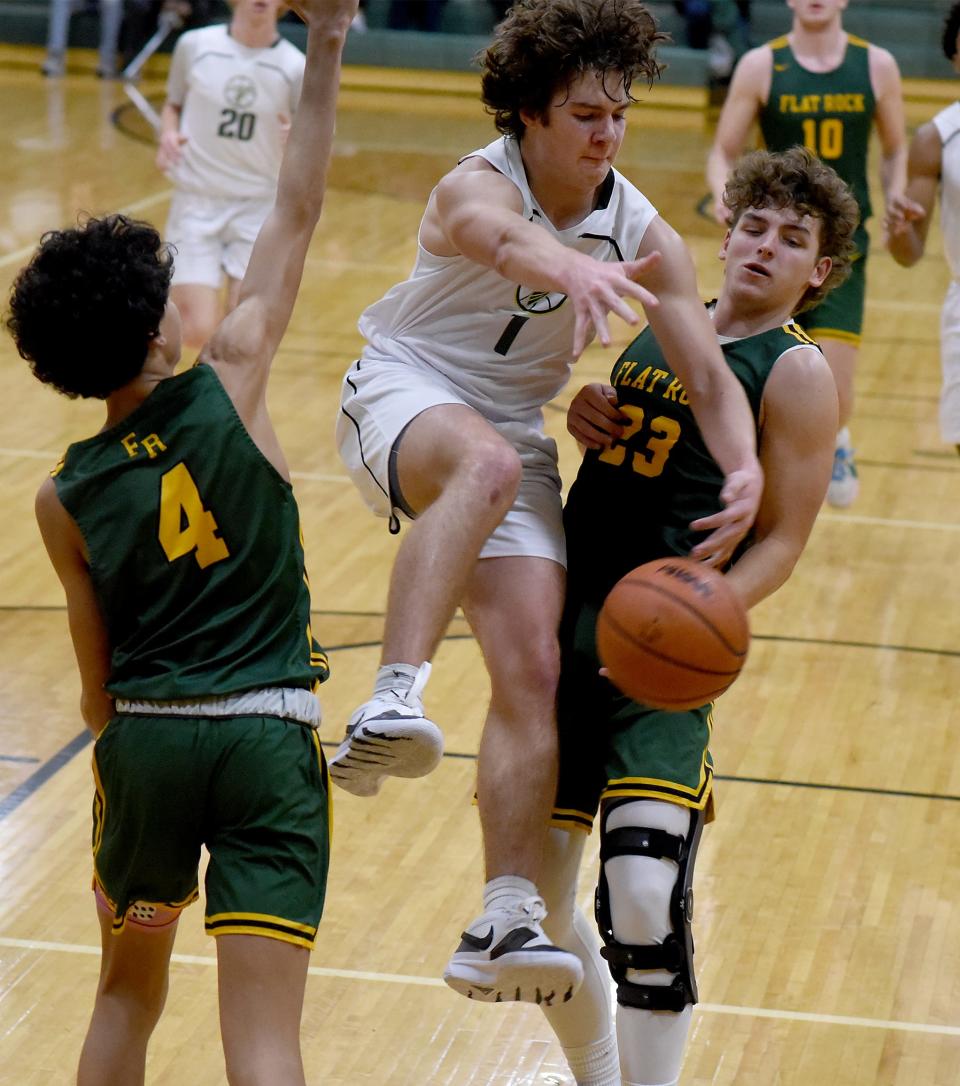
[158,462,230,569]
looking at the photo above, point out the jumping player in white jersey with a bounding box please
[330,0,763,1007]
[157,0,305,347]
[885,2,960,453]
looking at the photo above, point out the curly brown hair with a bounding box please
[722,147,860,313]
[478,0,668,138]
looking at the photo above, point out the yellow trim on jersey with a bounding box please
[206,924,316,949]
[50,455,65,478]
[98,880,199,934]
[805,326,862,346]
[550,807,595,833]
[602,782,713,811]
[767,35,789,49]
[90,753,107,858]
[312,729,333,839]
[846,33,870,49]
[783,322,818,346]
[206,911,317,934]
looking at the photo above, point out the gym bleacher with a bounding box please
[0,1,955,85]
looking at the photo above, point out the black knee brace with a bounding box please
[594,801,704,1013]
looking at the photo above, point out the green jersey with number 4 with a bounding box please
[760,34,875,225]
[563,315,819,609]
[53,363,328,700]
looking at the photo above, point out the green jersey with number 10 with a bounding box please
[760,34,875,226]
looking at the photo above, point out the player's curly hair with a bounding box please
[5,214,174,400]
[722,147,860,313]
[943,2,960,61]
[478,0,668,138]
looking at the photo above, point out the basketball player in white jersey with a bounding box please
[156,0,305,347]
[885,2,960,453]
[330,0,763,1007]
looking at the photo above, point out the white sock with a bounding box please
[373,662,420,700]
[563,1033,619,1086]
[482,875,539,913]
[836,426,851,449]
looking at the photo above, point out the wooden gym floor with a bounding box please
[0,42,958,1085]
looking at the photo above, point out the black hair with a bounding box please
[6,214,174,399]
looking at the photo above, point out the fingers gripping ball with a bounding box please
[596,557,750,710]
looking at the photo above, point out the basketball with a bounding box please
[596,557,750,710]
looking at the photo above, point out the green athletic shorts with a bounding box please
[796,225,869,345]
[552,599,715,833]
[92,712,330,948]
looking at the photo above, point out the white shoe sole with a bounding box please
[443,950,583,1004]
[328,718,444,797]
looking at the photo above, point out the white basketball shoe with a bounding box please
[328,662,443,797]
[443,895,584,1005]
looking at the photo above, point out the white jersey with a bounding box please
[358,135,658,425]
[164,23,304,200]
[933,101,960,281]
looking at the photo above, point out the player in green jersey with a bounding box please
[4,1,356,1083]
[706,0,908,507]
[534,146,857,1086]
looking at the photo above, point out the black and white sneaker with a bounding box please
[442,895,584,1004]
[328,662,443,797]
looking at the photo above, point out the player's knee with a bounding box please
[97,962,170,1032]
[489,630,560,718]
[458,438,522,514]
[595,799,703,1013]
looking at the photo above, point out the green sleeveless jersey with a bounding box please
[563,315,819,608]
[760,34,875,224]
[53,364,329,699]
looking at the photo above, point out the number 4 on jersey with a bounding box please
[158,462,230,569]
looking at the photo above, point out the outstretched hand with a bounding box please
[566,383,628,449]
[568,249,662,358]
[687,464,763,568]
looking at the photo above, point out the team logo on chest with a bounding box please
[224,74,257,110]
[515,286,567,313]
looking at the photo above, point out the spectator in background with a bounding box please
[388,0,448,32]
[42,0,123,78]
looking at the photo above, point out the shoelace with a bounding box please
[401,661,432,705]
[512,894,547,925]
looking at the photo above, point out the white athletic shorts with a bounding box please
[165,190,274,288]
[940,280,960,444]
[336,355,566,565]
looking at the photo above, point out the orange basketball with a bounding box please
[596,556,750,710]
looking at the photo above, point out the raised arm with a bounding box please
[706,46,771,225]
[886,121,940,267]
[725,345,838,609]
[36,479,114,736]
[427,161,662,357]
[202,0,357,412]
[870,45,909,211]
[636,216,763,563]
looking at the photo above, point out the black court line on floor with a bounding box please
[2,624,959,823]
